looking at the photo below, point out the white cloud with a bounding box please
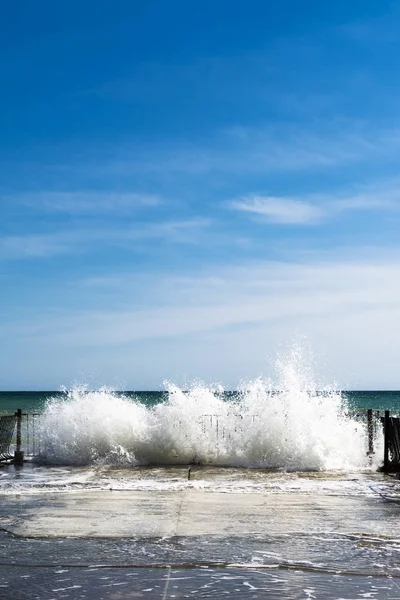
[42,122,400,181]
[331,180,400,211]
[230,196,324,224]
[0,218,211,260]
[129,217,211,243]
[229,178,400,226]
[0,231,84,259]
[12,191,162,214]
[4,251,400,388]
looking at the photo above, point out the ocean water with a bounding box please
[1,349,400,598]
[1,389,400,415]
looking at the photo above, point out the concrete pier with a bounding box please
[2,470,400,599]
[4,485,400,539]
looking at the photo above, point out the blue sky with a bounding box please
[2,0,400,389]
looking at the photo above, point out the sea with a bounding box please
[1,358,400,599]
[2,388,400,415]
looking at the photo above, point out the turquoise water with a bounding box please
[0,391,167,413]
[1,390,400,414]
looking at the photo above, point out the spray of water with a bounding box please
[38,345,379,470]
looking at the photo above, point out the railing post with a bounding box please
[367,409,374,455]
[384,410,390,472]
[14,409,24,465]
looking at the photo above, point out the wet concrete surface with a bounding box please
[1,468,400,598]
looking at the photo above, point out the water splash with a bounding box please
[37,346,380,470]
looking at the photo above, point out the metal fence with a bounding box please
[0,414,17,460]
[19,412,43,457]
[0,411,43,462]
[383,412,400,471]
[0,407,391,467]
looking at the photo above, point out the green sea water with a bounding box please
[1,390,400,414]
[0,391,166,413]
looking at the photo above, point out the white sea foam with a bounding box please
[36,345,382,470]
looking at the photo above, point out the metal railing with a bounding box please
[0,414,17,461]
[0,410,43,462]
[382,411,400,471]
[0,407,388,467]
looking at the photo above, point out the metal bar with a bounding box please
[16,409,21,452]
[27,413,30,456]
[384,410,390,471]
[14,409,24,465]
[367,409,374,455]
[32,414,35,456]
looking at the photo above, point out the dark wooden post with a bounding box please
[384,410,390,472]
[367,409,374,455]
[14,409,24,465]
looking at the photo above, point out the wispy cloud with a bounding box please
[5,250,400,388]
[229,178,400,226]
[230,196,324,225]
[331,179,400,211]
[101,125,400,177]
[11,191,162,214]
[0,231,85,260]
[125,217,211,244]
[31,121,400,184]
[0,218,211,260]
